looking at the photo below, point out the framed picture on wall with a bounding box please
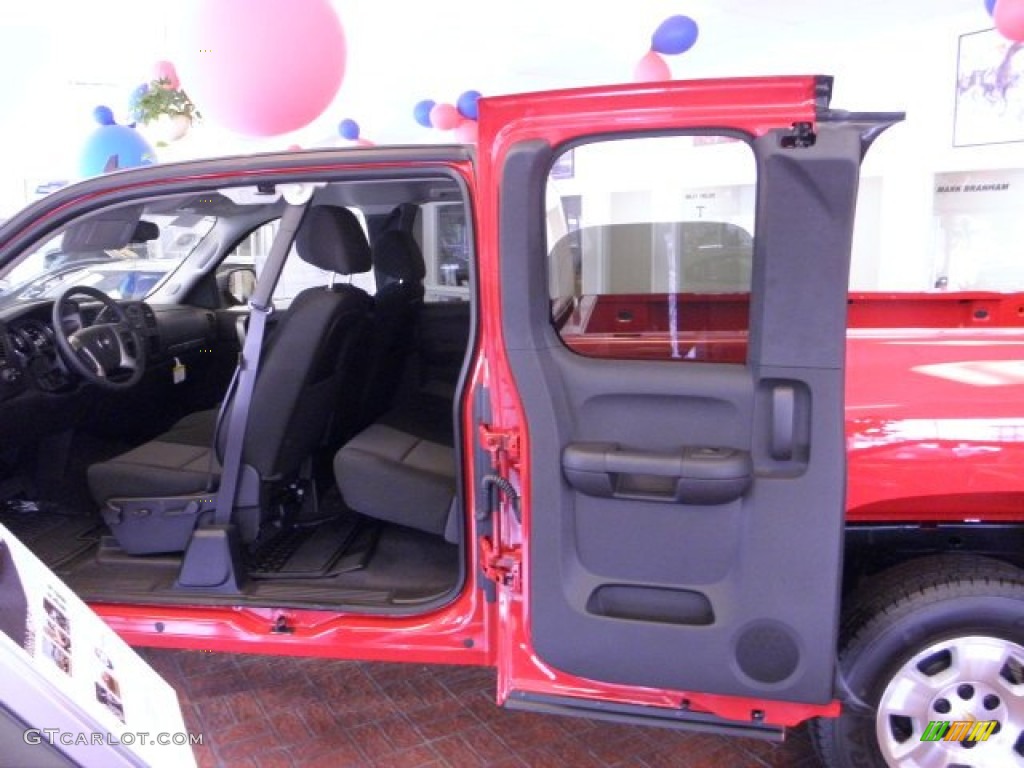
[954,28,1024,147]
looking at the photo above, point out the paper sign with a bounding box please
[0,523,198,767]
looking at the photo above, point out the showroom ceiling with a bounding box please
[0,0,997,167]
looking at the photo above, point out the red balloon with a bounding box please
[634,51,671,82]
[429,103,460,131]
[454,119,478,144]
[175,0,346,137]
[995,0,1024,41]
[153,60,180,90]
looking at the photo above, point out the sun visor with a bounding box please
[218,186,283,206]
[61,204,144,253]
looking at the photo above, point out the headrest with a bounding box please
[381,203,419,234]
[374,230,426,288]
[295,205,371,275]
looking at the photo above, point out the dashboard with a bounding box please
[3,316,63,391]
[0,298,214,403]
[0,301,157,397]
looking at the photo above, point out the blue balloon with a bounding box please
[93,105,115,126]
[338,118,360,140]
[79,124,156,178]
[986,0,997,15]
[651,15,699,56]
[413,99,436,128]
[456,90,481,120]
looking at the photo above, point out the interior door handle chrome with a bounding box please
[770,384,796,461]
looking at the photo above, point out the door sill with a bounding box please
[504,690,785,741]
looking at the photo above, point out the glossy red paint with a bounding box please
[845,321,1024,522]
[474,76,843,728]
[476,75,823,156]
[91,584,493,664]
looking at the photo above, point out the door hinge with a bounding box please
[477,423,522,592]
[478,423,520,465]
[477,423,522,523]
[480,535,522,590]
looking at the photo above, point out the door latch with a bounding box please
[477,423,523,592]
[781,121,816,149]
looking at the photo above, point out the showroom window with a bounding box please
[224,202,474,307]
[0,210,215,306]
[420,202,471,303]
[546,135,756,364]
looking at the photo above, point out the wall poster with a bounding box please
[954,28,1024,147]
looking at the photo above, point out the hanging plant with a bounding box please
[131,78,201,125]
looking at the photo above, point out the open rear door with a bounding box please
[474,76,901,730]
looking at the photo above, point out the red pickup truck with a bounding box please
[0,75,1020,768]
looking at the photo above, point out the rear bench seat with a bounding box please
[334,287,469,541]
[333,392,458,540]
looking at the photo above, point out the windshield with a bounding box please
[0,213,216,308]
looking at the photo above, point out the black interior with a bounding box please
[0,175,473,613]
[86,205,376,553]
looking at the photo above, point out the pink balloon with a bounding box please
[995,0,1024,41]
[634,51,671,82]
[287,144,302,150]
[454,119,478,143]
[356,138,375,147]
[175,0,346,137]
[429,103,460,131]
[153,60,180,90]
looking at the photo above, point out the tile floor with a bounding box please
[141,648,825,767]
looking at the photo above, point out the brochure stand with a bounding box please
[0,524,197,767]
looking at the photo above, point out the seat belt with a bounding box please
[211,200,309,526]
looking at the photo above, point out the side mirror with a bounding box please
[129,220,160,244]
[225,268,256,305]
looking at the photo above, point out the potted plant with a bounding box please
[131,78,200,144]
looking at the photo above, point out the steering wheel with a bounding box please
[51,285,146,390]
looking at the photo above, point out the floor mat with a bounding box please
[0,501,106,569]
[248,515,379,580]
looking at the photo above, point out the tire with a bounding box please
[813,554,1024,768]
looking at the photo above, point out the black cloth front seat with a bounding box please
[87,205,373,553]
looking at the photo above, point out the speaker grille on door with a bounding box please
[734,621,800,684]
